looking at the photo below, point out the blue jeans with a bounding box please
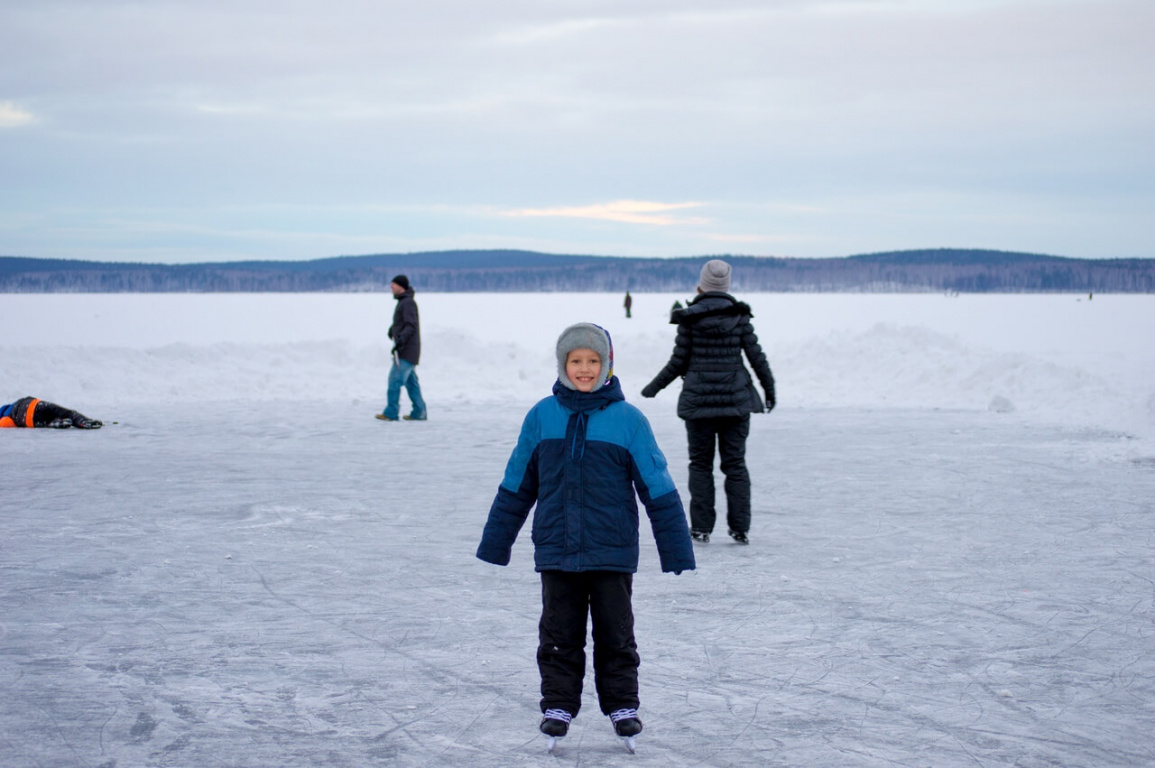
[384,359,427,420]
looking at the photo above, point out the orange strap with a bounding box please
[0,416,14,428]
[24,398,40,428]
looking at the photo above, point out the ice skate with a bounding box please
[609,708,642,753]
[690,530,710,544]
[539,708,571,753]
[728,529,748,544]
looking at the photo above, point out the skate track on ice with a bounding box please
[4,403,1153,767]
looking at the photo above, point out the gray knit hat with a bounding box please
[698,259,732,293]
[555,322,614,391]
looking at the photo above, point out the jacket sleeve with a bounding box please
[476,408,541,566]
[740,321,776,406]
[642,324,692,397]
[627,412,696,573]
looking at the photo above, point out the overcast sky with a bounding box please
[2,0,1151,263]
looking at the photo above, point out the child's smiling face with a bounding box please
[565,348,602,392]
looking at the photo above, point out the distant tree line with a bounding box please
[1,249,1152,293]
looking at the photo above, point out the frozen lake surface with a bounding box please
[2,292,1154,767]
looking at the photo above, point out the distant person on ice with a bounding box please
[377,274,427,422]
[476,322,695,752]
[641,259,776,545]
[623,290,632,318]
[1,397,102,429]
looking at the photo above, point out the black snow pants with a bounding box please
[685,415,752,535]
[538,570,639,717]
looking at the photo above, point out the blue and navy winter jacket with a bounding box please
[476,377,696,574]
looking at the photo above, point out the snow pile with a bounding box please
[770,322,1144,432]
[2,292,1152,438]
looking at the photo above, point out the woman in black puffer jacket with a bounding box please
[641,260,776,544]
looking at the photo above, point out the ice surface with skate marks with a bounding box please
[1,292,1153,767]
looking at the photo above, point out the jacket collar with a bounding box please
[672,292,752,323]
[553,375,625,413]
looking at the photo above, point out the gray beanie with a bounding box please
[698,259,732,293]
[556,322,614,390]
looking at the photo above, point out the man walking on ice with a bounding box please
[377,274,427,422]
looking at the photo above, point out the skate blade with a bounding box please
[622,735,636,753]
[546,735,558,753]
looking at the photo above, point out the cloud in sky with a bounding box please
[0,101,35,128]
[0,0,1152,262]
[505,200,708,226]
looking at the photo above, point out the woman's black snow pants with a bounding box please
[685,415,752,535]
[538,570,639,717]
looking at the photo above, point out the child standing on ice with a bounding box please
[476,322,695,751]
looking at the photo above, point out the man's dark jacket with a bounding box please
[641,292,776,420]
[388,287,421,365]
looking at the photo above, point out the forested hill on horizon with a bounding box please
[1,249,1153,293]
